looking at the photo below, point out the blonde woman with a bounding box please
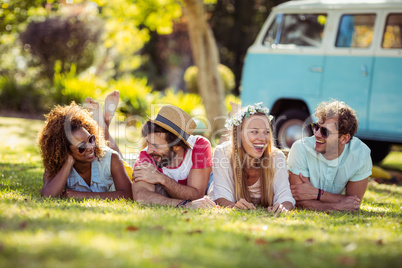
[208,103,295,213]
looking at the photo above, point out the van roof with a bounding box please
[275,0,402,11]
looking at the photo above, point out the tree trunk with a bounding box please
[183,0,226,139]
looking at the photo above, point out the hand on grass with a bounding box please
[234,198,256,210]
[62,189,73,198]
[267,203,288,214]
[336,195,361,211]
[185,196,216,209]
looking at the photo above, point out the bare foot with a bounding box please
[85,97,106,130]
[104,90,120,126]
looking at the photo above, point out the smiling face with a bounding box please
[69,128,96,162]
[240,114,271,159]
[146,132,177,168]
[314,117,345,160]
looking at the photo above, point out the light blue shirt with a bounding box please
[287,136,372,194]
[65,147,116,192]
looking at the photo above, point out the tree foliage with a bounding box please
[93,0,183,75]
[0,0,288,119]
[20,13,103,80]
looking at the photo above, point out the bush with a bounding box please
[52,62,104,105]
[112,76,154,119]
[20,13,103,81]
[183,64,235,95]
[158,88,204,117]
[0,75,45,114]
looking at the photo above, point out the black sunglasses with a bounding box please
[311,122,338,139]
[75,134,96,154]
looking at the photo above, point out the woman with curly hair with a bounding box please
[208,103,295,214]
[39,91,132,199]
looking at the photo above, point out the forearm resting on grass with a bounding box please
[216,198,256,209]
[295,196,361,211]
[159,173,206,200]
[159,167,212,200]
[290,172,346,202]
[132,181,215,208]
[62,189,131,200]
[132,180,183,206]
[289,172,369,211]
[41,156,75,197]
[133,164,210,200]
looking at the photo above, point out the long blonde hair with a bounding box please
[231,113,277,207]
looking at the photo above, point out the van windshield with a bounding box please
[263,13,327,47]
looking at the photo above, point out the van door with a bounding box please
[242,13,327,104]
[369,12,402,140]
[321,13,377,132]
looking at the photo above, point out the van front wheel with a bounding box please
[274,109,312,149]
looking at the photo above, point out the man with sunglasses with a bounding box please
[287,100,372,211]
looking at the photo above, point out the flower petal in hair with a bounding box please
[225,103,271,129]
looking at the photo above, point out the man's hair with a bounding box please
[315,100,358,138]
[141,121,189,150]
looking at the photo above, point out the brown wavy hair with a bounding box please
[230,112,278,207]
[315,100,359,139]
[38,102,106,178]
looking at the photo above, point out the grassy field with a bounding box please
[0,116,401,268]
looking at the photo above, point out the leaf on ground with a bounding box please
[182,211,188,214]
[270,248,290,259]
[126,226,139,232]
[337,256,357,266]
[255,238,266,245]
[20,221,27,229]
[188,229,202,235]
[272,237,294,243]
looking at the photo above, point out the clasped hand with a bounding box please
[290,173,318,201]
[133,162,162,185]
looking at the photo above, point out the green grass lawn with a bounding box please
[0,116,401,268]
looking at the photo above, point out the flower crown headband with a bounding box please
[225,102,273,129]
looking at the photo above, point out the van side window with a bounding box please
[382,13,402,49]
[335,14,376,48]
[263,14,327,47]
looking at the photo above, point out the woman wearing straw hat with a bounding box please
[208,103,295,213]
[132,105,216,208]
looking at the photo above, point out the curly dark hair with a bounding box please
[315,100,359,139]
[38,102,106,178]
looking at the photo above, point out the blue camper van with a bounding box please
[241,0,402,162]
